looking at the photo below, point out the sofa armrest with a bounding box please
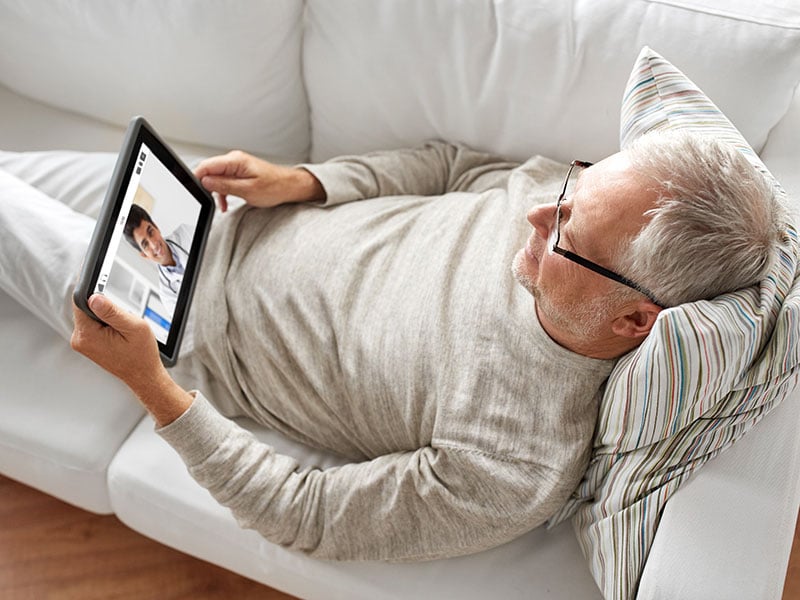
[761,83,800,214]
[636,386,800,600]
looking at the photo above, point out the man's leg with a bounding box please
[0,150,118,218]
[0,151,122,342]
[0,169,95,341]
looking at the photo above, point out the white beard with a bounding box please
[511,249,536,297]
[511,249,611,341]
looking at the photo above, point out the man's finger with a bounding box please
[88,294,137,332]
[194,155,233,179]
[200,175,250,198]
[213,191,229,213]
[194,151,247,180]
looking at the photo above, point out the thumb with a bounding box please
[89,294,136,331]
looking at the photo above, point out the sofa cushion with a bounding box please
[0,0,309,162]
[0,285,144,514]
[548,47,800,600]
[304,0,800,164]
[0,158,148,514]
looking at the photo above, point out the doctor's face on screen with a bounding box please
[132,220,176,267]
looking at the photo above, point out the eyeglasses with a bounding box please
[549,160,666,308]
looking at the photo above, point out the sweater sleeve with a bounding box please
[157,393,573,561]
[300,140,519,207]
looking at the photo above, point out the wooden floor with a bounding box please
[0,473,798,599]
[0,475,296,599]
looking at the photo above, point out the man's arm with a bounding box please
[70,295,571,560]
[195,141,519,211]
[158,392,570,561]
[301,140,519,206]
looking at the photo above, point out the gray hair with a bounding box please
[618,130,787,307]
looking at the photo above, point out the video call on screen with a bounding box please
[93,143,201,343]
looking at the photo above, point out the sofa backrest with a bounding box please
[304,0,800,164]
[0,0,309,162]
[1,0,798,166]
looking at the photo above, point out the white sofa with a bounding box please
[1,2,799,598]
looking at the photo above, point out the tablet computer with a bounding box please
[74,116,214,366]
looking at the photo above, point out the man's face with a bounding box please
[513,152,658,339]
[132,220,174,266]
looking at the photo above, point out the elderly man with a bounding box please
[67,131,780,560]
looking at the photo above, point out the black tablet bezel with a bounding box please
[73,116,214,366]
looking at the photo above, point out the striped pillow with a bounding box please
[548,47,800,599]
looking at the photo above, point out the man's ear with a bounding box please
[611,299,662,340]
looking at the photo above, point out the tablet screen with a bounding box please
[92,141,201,344]
[76,117,214,366]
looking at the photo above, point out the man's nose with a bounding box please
[526,203,555,239]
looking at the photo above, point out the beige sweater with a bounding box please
[157,142,615,560]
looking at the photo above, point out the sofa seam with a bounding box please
[643,0,800,30]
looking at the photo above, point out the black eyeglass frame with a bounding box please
[549,160,666,308]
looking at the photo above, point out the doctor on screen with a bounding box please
[122,203,191,314]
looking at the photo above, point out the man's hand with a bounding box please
[194,150,325,212]
[71,295,193,426]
